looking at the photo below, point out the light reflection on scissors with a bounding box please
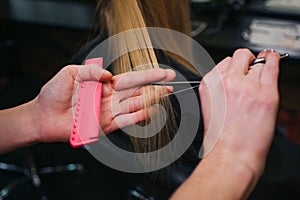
[151,81,201,96]
[152,53,289,96]
[250,53,289,65]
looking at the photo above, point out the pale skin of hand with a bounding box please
[99,68,175,134]
[0,64,175,154]
[172,49,280,200]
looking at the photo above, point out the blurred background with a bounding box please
[0,0,299,199]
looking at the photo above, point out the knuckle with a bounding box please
[256,92,279,109]
[60,65,71,74]
[224,56,232,62]
[199,79,209,94]
[100,119,113,134]
[65,64,76,68]
[131,112,144,124]
[130,97,141,109]
[154,68,166,76]
[199,82,206,93]
[222,75,235,89]
[64,64,78,71]
[234,48,252,57]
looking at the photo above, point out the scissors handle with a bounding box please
[250,53,289,66]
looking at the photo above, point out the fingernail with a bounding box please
[166,86,174,93]
[165,69,177,79]
[270,49,277,53]
[104,70,112,75]
[260,49,267,56]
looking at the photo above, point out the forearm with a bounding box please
[0,100,41,154]
[171,153,260,200]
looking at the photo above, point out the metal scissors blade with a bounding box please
[250,53,289,66]
[152,52,289,96]
[151,81,201,86]
[151,81,201,96]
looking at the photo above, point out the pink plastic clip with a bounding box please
[70,58,103,148]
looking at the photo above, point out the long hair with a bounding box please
[96,0,194,167]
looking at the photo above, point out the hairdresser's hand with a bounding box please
[33,65,175,143]
[31,64,111,143]
[199,49,280,177]
[100,68,175,134]
[172,50,280,200]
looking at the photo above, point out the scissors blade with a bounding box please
[151,81,201,86]
[149,81,200,97]
[163,84,200,97]
[150,81,201,96]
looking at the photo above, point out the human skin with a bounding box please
[172,49,280,200]
[0,64,175,154]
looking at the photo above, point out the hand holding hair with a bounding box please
[0,64,175,154]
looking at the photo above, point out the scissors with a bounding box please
[152,53,289,95]
[250,53,289,65]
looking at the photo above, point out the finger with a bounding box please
[165,86,174,93]
[115,83,173,103]
[117,86,171,115]
[230,48,256,75]
[256,49,268,61]
[198,81,211,133]
[260,50,280,86]
[247,49,267,78]
[75,64,113,82]
[112,68,176,90]
[164,69,177,82]
[118,95,144,114]
[215,56,232,74]
[250,49,267,69]
[109,107,152,132]
[112,89,147,117]
[114,86,153,104]
[116,87,143,102]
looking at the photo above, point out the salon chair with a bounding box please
[0,148,85,200]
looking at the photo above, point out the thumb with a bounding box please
[77,64,113,82]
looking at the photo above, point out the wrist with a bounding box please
[209,136,267,178]
[194,153,258,200]
[172,151,258,200]
[24,98,43,143]
[0,99,42,154]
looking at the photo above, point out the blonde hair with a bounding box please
[96,0,194,166]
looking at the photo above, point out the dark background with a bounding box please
[0,0,300,199]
